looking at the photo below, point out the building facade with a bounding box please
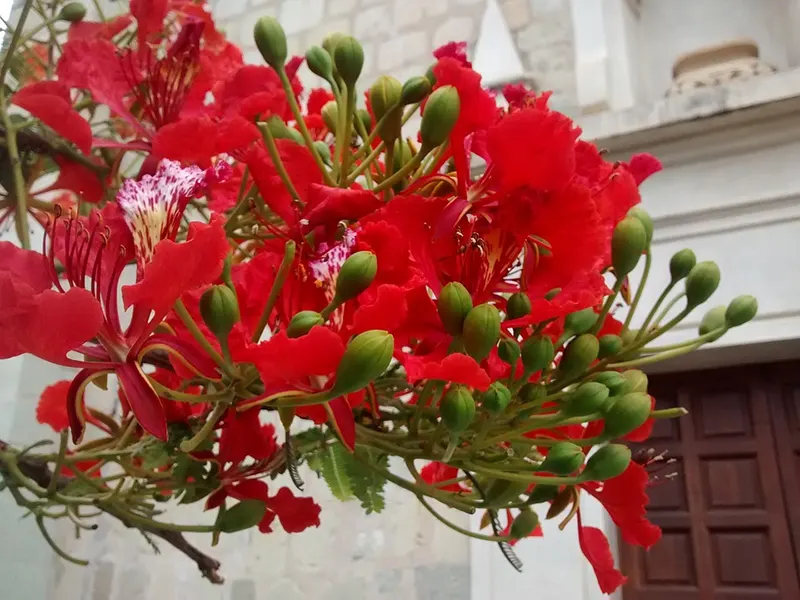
[2,0,800,598]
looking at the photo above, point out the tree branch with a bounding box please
[0,439,225,584]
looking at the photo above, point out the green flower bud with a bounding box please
[725,294,758,328]
[321,101,338,134]
[462,303,501,361]
[253,16,287,68]
[329,330,394,397]
[602,392,652,438]
[537,442,585,475]
[611,216,647,277]
[564,307,598,335]
[557,334,599,379]
[510,507,540,539]
[287,310,324,338]
[598,334,623,358]
[519,382,547,404]
[400,76,432,105]
[58,2,87,22]
[199,285,240,341]
[544,288,561,301]
[393,139,413,172]
[506,292,531,320]
[370,75,403,143]
[420,85,460,149]
[334,251,377,302]
[218,499,267,533]
[628,206,653,245]
[482,382,511,415]
[592,371,627,395]
[322,33,347,56]
[437,281,473,336]
[357,109,372,134]
[498,338,521,365]
[699,305,727,342]
[685,261,721,308]
[333,36,364,87]
[314,140,332,165]
[520,335,554,373]
[622,369,648,394]
[583,444,631,481]
[526,484,559,505]
[483,478,529,507]
[440,386,476,434]
[425,63,437,85]
[564,382,609,416]
[305,46,333,80]
[669,248,696,283]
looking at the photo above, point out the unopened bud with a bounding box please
[425,64,437,85]
[329,330,394,397]
[519,382,547,404]
[612,217,647,277]
[557,334,599,378]
[322,33,346,56]
[321,101,338,134]
[482,382,511,415]
[537,442,585,475]
[287,311,324,338]
[498,338,520,365]
[520,335,554,373]
[357,109,372,135]
[400,76,432,105]
[544,288,561,301]
[592,371,627,395]
[669,248,696,283]
[725,295,758,328]
[621,369,648,394]
[314,140,332,165]
[699,305,727,342]
[602,392,651,438]
[370,75,402,143]
[462,303,501,361]
[199,285,240,341]
[305,46,333,80]
[506,292,531,320]
[628,206,653,245]
[564,307,598,335]
[334,251,377,302]
[333,36,364,88]
[253,16,287,69]
[685,261,721,307]
[437,281,472,336]
[420,85,460,149]
[598,334,623,358]
[563,382,609,416]
[484,479,530,507]
[393,139,413,172]
[510,507,540,539]
[583,444,631,481]
[440,386,476,434]
[526,484,559,505]
[58,2,86,22]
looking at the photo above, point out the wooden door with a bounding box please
[620,363,800,600]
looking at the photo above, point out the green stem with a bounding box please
[636,280,676,340]
[624,250,651,330]
[607,343,702,368]
[651,292,686,330]
[591,279,623,335]
[338,86,356,185]
[640,327,726,353]
[179,401,229,453]
[276,65,335,186]
[371,147,428,192]
[36,516,89,566]
[463,461,584,486]
[252,239,296,342]
[346,140,385,185]
[173,299,236,379]
[410,381,437,436]
[478,413,602,448]
[258,123,301,203]
[417,495,514,542]
[0,0,33,83]
[47,430,68,497]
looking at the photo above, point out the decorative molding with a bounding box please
[472,0,526,90]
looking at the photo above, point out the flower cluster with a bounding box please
[0,0,759,591]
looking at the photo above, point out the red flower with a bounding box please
[36,381,72,432]
[433,41,471,67]
[67,14,133,42]
[411,354,491,391]
[577,513,628,594]
[12,81,92,154]
[130,0,169,48]
[420,461,464,492]
[218,409,278,465]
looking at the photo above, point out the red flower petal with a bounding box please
[304,185,383,231]
[0,241,51,292]
[13,82,92,153]
[627,153,662,186]
[152,116,259,165]
[577,517,628,594]
[218,409,278,465]
[53,156,105,203]
[217,65,290,121]
[67,15,133,42]
[130,0,168,47]
[418,353,491,391]
[324,395,356,451]
[116,361,167,440]
[122,215,229,316]
[420,461,463,492]
[242,326,345,385]
[267,487,322,533]
[487,105,580,193]
[433,41,471,67]
[349,284,408,335]
[37,380,71,432]
[623,396,656,443]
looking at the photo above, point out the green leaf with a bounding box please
[316,442,354,501]
[139,441,172,470]
[348,448,388,514]
[217,499,266,533]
